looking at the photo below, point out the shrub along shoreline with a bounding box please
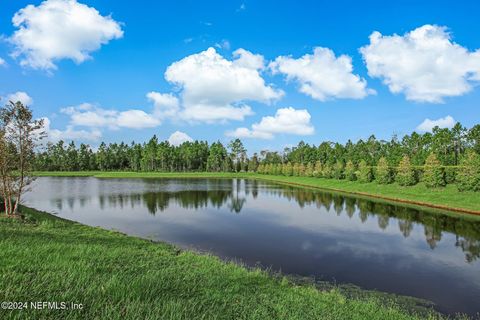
[0,206,446,319]
[32,171,480,215]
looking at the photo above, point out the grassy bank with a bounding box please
[0,207,441,320]
[33,171,480,214]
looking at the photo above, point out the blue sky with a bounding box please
[1,0,479,153]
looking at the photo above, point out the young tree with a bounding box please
[423,153,446,188]
[344,160,356,181]
[305,162,314,177]
[375,157,393,184]
[257,163,265,174]
[357,160,373,183]
[0,101,45,215]
[283,162,293,176]
[0,129,15,215]
[267,163,274,175]
[314,160,323,178]
[298,163,306,176]
[271,163,279,175]
[333,160,345,179]
[396,155,417,186]
[322,163,333,179]
[292,163,300,176]
[457,150,480,192]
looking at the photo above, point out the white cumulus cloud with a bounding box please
[233,48,265,70]
[165,47,283,123]
[416,115,456,132]
[10,0,123,70]
[270,47,374,101]
[4,91,34,105]
[146,92,180,119]
[168,131,193,146]
[360,25,480,103]
[0,57,5,66]
[42,117,102,142]
[61,103,161,129]
[227,107,314,139]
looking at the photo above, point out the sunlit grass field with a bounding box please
[0,207,447,320]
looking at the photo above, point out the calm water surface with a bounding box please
[25,177,480,316]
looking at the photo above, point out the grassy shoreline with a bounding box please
[32,171,480,216]
[0,206,442,319]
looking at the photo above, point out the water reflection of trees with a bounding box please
[51,179,248,215]
[48,178,480,262]
[263,185,480,263]
[100,190,245,215]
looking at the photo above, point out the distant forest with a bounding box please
[34,122,480,191]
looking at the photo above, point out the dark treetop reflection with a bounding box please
[25,177,480,316]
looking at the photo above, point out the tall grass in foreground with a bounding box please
[0,207,453,320]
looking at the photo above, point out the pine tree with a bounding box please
[457,150,480,192]
[305,162,314,177]
[396,155,417,186]
[284,162,293,176]
[274,164,281,175]
[314,160,323,178]
[357,160,373,183]
[222,157,233,172]
[298,164,306,176]
[345,160,356,181]
[333,161,345,179]
[267,164,273,175]
[423,153,446,188]
[293,163,300,176]
[376,157,393,184]
[257,164,265,174]
[322,163,333,179]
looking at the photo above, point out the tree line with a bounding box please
[2,102,478,216]
[33,122,480,191]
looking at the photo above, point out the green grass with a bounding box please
[0,207,444,320]
[32,171,480,214]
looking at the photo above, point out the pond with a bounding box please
[24,177,480,316]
